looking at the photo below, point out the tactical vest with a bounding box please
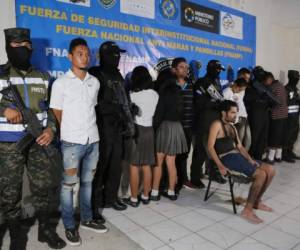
[0,65,49,142]
[286,85,300,117]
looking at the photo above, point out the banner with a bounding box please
[15,0,256,82]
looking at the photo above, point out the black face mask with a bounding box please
[100,51,120,70]
[6,45,32,71]
[289,77,299,87]
[207,66,221,79]
[252,67,265,82]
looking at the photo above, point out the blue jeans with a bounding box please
[60,141,99,229]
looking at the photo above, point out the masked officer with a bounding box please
[0,28,66,249]
[89,41,135,219]
[244,66,276,161]
[191,60,226,186]
[283,70,300,162]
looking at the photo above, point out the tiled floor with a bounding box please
[3,161,300,249]
[104,161,300,250]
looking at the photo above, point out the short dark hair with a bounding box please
[131,66,153,92]
[263,71,274,81]
[237,67,251,77]
[234,78,248,88]
[69,37,88,53]
[172,57,186,68]
[220,100,238,113]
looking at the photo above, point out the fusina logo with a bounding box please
[222,13,235,30]
[159,0,178,20]
[98,0,116,9]
[184,7,194,23]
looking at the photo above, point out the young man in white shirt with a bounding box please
[50,38,107,246]
[223,77,250,149]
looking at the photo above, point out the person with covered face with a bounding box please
[191,60,226,186]
[265,72,288,163]
[89,41,134,216]
[244,66,277,161]
[0,28,66,249]
[283,70,300,162]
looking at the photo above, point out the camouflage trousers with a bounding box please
[0,142,62,222]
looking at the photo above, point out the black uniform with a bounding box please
[191,60,224,186]
[89,41,133,214]
[244,67,274,160]
[283,70,300,161]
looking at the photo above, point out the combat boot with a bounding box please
[37,212,66,249]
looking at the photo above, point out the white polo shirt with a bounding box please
[50,69,100,144]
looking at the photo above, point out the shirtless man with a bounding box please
[207,100,275,224]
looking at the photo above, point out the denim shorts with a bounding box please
[220,153,258,177]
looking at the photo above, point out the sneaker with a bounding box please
[65,228,81,246]
[183,181,198,190]
[190,180,206,189]
[80,220,108,233]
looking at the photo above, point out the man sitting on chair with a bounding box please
[207,100,275,224]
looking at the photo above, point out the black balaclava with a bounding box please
[288,70,300,87]
[6,45,32,71]
[4,28,32,71]
[100,50,120,71]
[99,41,125,73]
[206,60,224,80]
[252,66,265,82]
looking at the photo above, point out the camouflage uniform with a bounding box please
[0,64,60,223]
[0,27,65,250]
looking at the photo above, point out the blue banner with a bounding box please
[15,0,256,81]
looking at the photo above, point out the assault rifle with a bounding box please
[252,80,281,105]
[0,81,60,161]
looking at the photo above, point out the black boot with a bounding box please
[7,220,27,250]
[290,151,300,160]
[37,213,66,249]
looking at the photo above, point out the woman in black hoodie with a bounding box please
[151,69,188,201]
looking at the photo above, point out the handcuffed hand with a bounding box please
[36,128,53,146]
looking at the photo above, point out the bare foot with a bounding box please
[235,196,247,205]
[254,202,273,212]
[241,209,264,224]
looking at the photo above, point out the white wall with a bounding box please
[211,0,300,83]
[211,0,300,154]
[0,0,16,64]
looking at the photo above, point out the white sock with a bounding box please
[275,148,282,159]
[141,194,149,200]
[151,189,159,196]
[268,149,276,161]
[130,197,138,202]
[167,189,175,196]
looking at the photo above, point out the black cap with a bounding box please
[4,28,31,44]
[99,41,126,55]
[207,60,225,71]
[288,70,299,79]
